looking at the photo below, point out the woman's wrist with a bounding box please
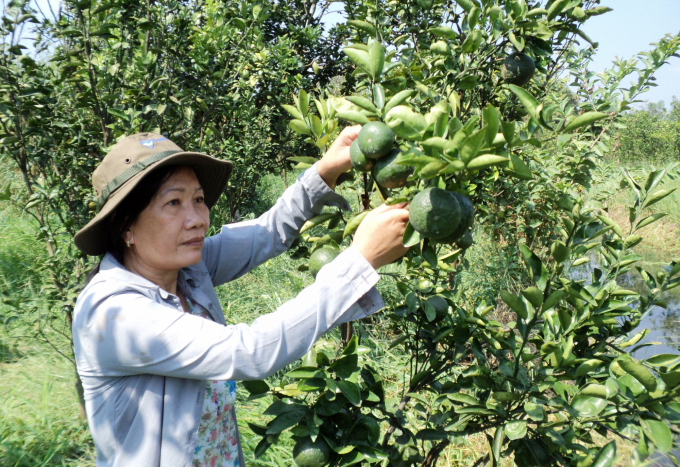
[316,159,343,190]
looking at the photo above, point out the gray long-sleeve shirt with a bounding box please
[72,164,384,467]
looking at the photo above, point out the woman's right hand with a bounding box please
[352,203,410,270]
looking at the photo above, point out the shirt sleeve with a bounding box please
[73,247,384,381]
[202,163,350,287]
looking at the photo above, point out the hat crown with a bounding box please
[92,133,184,197]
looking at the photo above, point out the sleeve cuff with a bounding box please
[316,246,384,318]
[297,162,351,212]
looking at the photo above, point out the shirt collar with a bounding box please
[100,252,208,297]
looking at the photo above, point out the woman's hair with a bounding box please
[83,165,188,285]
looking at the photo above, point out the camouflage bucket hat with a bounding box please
[74,133,233,256]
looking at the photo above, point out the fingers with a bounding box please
[387,208,410,223]
[339,125,362,143]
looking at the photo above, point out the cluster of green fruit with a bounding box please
[350,121,413,188]
[351,122,475,249]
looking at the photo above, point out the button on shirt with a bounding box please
[72,164,384,467]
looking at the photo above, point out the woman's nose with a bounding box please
[185,204,207,229]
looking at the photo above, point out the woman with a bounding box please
[72,128,409,467]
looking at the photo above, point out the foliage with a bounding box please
[0,0,349,416]
[240,1,680,466]
[614,98,680,166]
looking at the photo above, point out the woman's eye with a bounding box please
[167,199,180,206]
[195,196,205,204]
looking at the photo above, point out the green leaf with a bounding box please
[466,154,509,171]
[551,241,570,263]
[524,402,545,421]
[242,380,270,395]
[500,121,515,147]
[461,30,482,54]
[562,111,609,133]
[337,380,362,406]
[521,287,543,308]
[624,235,642,249]
[343,48,372,76]
[592,440,616,467]
[617,358,657,392]
[417,429,448,441]
[266,410,308,434]
[428,26,457,39]
[347,20,376,36]
[635,213,668,231]
[0,137,19,145]
[500,290,528,320]
[385,105,428,140]
[421,137,455,153]
[460,126,487,164]
[570,395,608,418]
[402,222,423,247]
[506,154,533,180]
[505,420,527,440]
[642,420,672,453]
[331,354,359,379]
[346,96,379,114]
[335,111,370,125]
[575,359,604,377]
[448,393,479,405]
[642,188,676,210]
[519,244,548,291]
[384,90,415,113]
[254,438,271,459]
[299,90,309,117]
[542,290,565,310]
[373,84,385,109]
[482,104,500,147]
[369,40,385,79]
[645,354,680,367]
[343,335,358,355]
[493,427,503,462]
[289,119,311,135]
[547,0,569,20]
[508,85,539,121]
[286,366,325,379]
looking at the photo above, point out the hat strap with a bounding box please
[96,150,181,211]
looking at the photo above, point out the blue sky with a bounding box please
[580,0,680,108]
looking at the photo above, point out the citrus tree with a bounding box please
[0,0,348,419]
[241,1,680,466]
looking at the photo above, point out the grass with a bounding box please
[1,161,668,467]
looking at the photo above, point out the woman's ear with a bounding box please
[124,230,134,247]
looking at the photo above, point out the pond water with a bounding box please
[572,262,680,466]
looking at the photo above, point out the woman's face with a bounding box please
[126,167,210,272]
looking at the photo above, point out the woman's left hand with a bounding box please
[316,125,362,189]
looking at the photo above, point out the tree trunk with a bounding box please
[65,306,88,423]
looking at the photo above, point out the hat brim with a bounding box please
[74,151,233,256]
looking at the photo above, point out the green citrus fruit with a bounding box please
[456,230,474,249]
[357,121,395,160]
[441,193,474,242]
[350,139,374,172]
[308,247,340,278]
[293,437,331,467]
[416,279,434,293]
[372,148,413,189]
[427,295,449,322]
[409,187,461,240]
[501,53,536,86]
